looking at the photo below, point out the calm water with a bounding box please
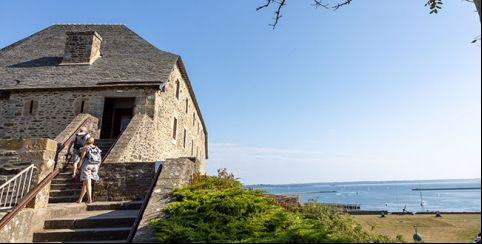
[249,179,481,212]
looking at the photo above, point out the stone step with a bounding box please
[32,227,131,242]
[52,177,80,184]
[35,240,126,243]
[44,210,137,229]
[50,183,82,191]
[49,196,79,204]
[46,201,143,211]
[95,139,116,145]
[86,201,142,211]
[49,189,82,197]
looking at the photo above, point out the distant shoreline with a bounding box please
[246,178,481,188]
[412,187,481,191]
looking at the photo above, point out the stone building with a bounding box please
[0,24,208,173]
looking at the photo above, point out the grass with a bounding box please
[352,214,481,243]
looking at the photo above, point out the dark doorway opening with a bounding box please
[100,97,136,139]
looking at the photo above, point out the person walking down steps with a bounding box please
[66,126,91,178]
[77,137,102,204]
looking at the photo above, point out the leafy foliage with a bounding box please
[425,0,443,14]
[150,169,395,243]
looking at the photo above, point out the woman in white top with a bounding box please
[76,137,102,204]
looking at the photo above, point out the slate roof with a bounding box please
[0,24,179,90]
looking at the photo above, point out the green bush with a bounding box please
[150,169,394,243]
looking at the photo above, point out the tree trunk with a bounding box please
[474,0,481,23]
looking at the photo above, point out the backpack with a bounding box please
[73,133,88,150]
[87,146,102,165]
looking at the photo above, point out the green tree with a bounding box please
[150,169,394,243]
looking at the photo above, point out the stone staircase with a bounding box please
[32,201,141,243]
[33,137,144,242]
[0,150,22,185]
[48,138,116,204]
[95,139,116,158]
[49,171,83,203]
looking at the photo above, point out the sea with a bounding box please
[248,178,481,212]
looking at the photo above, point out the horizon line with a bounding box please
[244,177,482,187]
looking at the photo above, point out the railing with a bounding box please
[0,164,36,210]
[126,162,163,243]
[0,169,59,230]
[0,116,93,230]
[54,116,94,170]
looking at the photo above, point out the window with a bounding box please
[29,100,34,114]
[183,129,187,148]
[175,80,180,100]
[172,117,178,140]
[191,140,194,156]
[185,98,189,113]
[192,113,196,126]
[24,100,38,116]
[80,101,85,113]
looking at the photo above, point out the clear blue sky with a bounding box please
[1,1,480,184]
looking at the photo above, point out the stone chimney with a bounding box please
[60,31,102,65]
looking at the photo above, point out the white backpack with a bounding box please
[87,146,102,165]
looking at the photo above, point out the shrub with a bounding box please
[150,169,394,243]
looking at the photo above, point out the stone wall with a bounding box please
[153,64,207,173]
[103,115,161,163]
[0,87,154,140]
[102,63,207,172]
[0,138,57,208]
[93,162,157,201]
[133,157,199,242]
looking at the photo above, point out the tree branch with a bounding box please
[312,0,329,9]
[332,0,352,10]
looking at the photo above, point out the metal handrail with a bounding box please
[0,116,93,230]
[126,163,163,243]
[54,116,93,170]
[0,169,59,230]
[0,164,36,210]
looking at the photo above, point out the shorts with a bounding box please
[71,148,81,164]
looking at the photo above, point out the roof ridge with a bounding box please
[53,23,127,26]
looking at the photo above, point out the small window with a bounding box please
[80,101,85,113]
[185,98,189,113]
[24,100,38,116]
[172,117,178,140]
[191,140,194,156]
[183,129,187,148]
[175,80,180,100]
[29,100,34,114]
[192,113,196,126]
